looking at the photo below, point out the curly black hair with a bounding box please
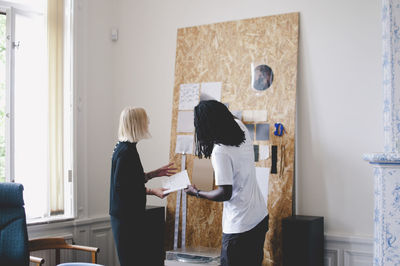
[194,100,245,158]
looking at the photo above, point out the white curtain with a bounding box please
[48,0,64,215]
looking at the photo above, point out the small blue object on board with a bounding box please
[274,123,285,136]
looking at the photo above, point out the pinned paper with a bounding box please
[243,110,254,122]
[253,110,268,122]
[245,124,255,141]
[179,83,199,110]
[175,135,194,154]
[259,145,270,160]
[192,158,214,191]
[177,111,194,133]
[254,145,259,162]
[200,82,222,101]
[231,110,243,120]
[242,110,268,122]
[256,123,270,141]
[271,145,277,174]
[162,170,191,194]
[255,167,269,207]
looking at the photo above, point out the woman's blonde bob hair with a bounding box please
[118,107,151,142]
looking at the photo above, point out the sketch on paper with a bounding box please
[179,83,200,110]
[162,170,191,194]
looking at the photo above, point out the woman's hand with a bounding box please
[148,187,169,199]
[145,163,177,182]
[184,184,198,197]
[154,162,177,177]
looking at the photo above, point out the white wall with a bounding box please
[78,0,383,240]
[74,0,117,218]
[294,1,382,238]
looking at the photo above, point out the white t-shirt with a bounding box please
[211,119,268,234]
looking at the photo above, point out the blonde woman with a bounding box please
[110,107,176,266]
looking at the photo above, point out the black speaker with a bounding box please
[144,205,165,266]
[282,215,324,266]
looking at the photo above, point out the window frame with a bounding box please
[0,0,76,223]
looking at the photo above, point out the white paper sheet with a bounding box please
[242,110,268,122]
[177,111,194,133]
[231,110,243,120]
[175,135,194,154]
[179,83,200,110]
[255,167,269,207]
[242,110,254,122]
[200,82,222,101]
[253,110,268,122]
[259,145,270,160]
[162,170,191,194]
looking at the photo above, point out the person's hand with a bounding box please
[150,187,169,199]
[147,163,177,182]
[184,184,198,197]
[155,163,177,177]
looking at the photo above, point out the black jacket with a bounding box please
[109,141,146,218]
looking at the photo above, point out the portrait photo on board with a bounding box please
[251,64,274,91]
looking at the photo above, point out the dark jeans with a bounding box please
[221,215,269,266]
[111,215,145,266]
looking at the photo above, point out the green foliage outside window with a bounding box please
[0,14,6,182]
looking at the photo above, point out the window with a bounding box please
[0,0,74,221]
[0,12,6,183]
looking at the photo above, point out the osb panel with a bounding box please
[167,13,299,266]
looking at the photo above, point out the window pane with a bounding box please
[13,11,47,219]
[8,1,46,13]
[0,13,5,183]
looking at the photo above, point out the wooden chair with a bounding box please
[29,237,100,266]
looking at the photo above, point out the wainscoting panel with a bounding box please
[344,250,374,266]
[324,248,339,266]
[28,217,373,266]
[28,216,116,265]
[325,234,373,266]
[91,225,115,266]
[74,226,91,263]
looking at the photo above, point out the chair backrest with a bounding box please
[29,237,100,265]
[57,263,103,266]
[0,182,29,266]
